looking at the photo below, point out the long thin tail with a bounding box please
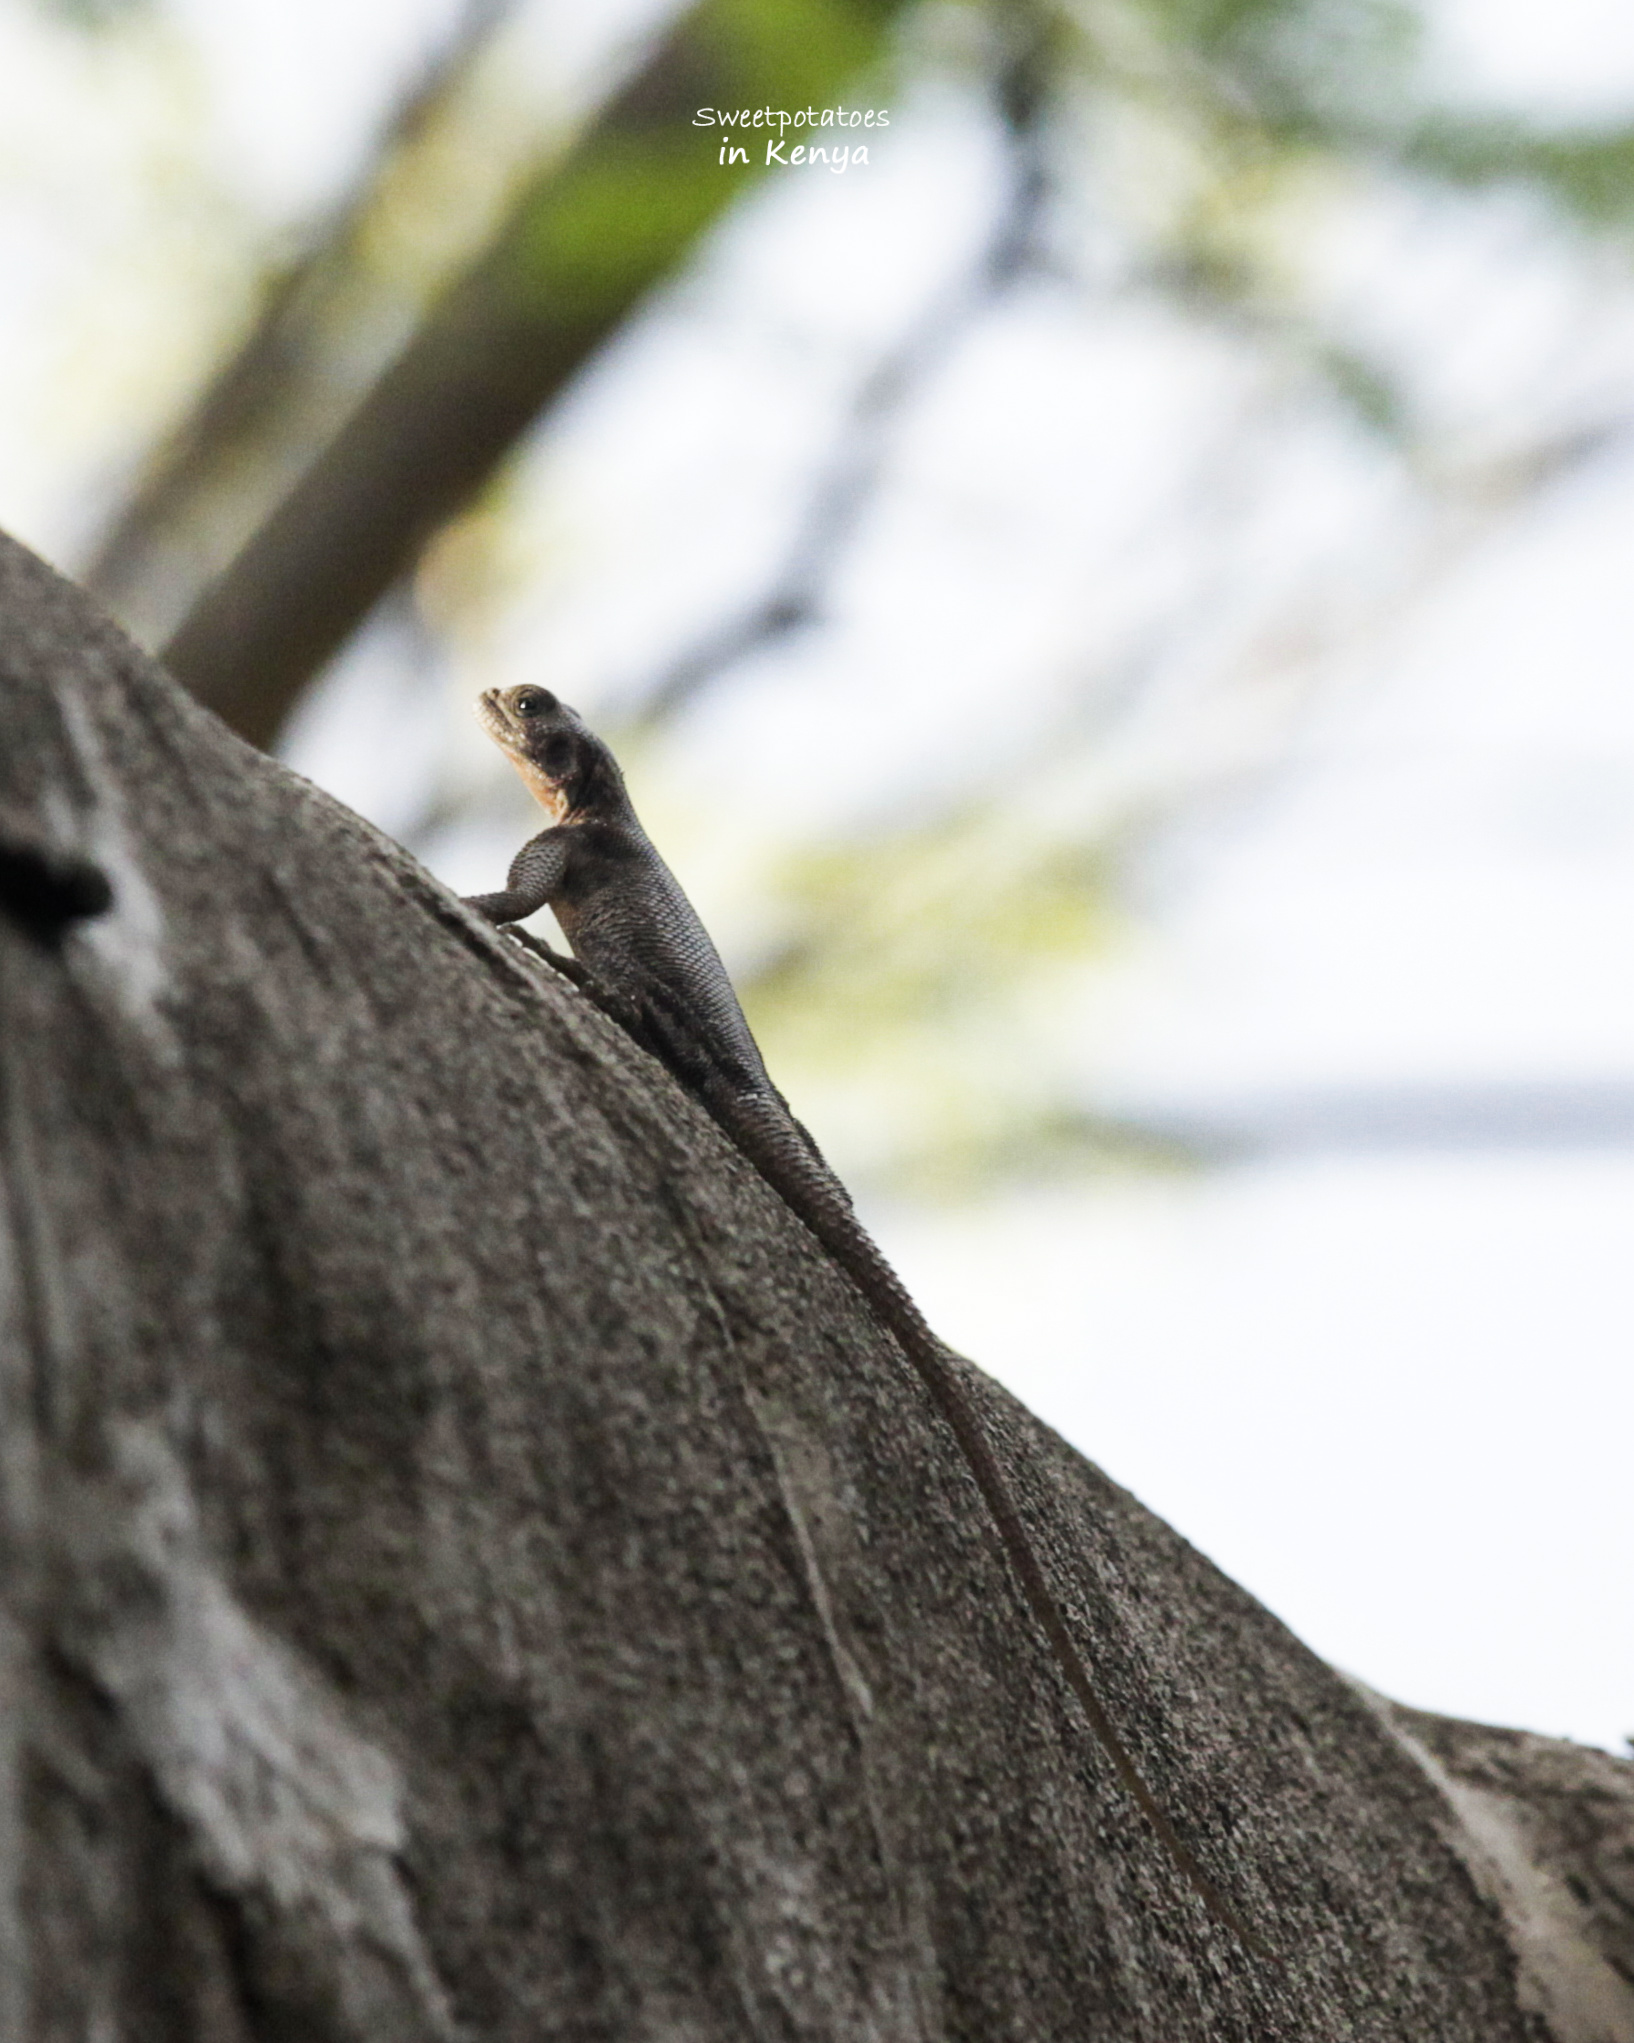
[710,1088,1268,1957]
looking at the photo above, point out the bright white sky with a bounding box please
[156,0,685,216]
[1,0,1633,1752]
[887,429,1634,1747]
[1426,0,1634,121]
[160,0,473,213]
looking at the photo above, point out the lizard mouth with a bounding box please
[477,688,526,753]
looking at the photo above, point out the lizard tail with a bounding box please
[708,1088,1269,1958]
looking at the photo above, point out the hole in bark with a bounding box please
[0,838,113,945]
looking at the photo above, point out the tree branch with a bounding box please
[151,0,910,751]
[83,0,524,648]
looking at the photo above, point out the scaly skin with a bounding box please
[465,683,1260,1954]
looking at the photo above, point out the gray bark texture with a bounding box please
[1,524,1631,2041]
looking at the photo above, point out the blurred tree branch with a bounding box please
[80,0,1634,761]
[100,0,908,751]
[84,0,524,651]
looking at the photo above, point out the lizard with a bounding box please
[464,682,1262,1953]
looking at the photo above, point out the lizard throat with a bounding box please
[506,752,571,825]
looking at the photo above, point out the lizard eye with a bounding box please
[514,688,556,719]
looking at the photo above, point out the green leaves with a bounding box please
[735,803,1127,1193]
[1406,114,1634,228]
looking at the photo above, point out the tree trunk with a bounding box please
[1,526,1631,2040]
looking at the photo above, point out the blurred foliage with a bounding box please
[512,139,730,316]
[87,0,546,650]
[738,800,1184,1194]
[502,0,896,320]
[97,0,918,739]
[17,0,1634,1193]
[1156,0,1418,128]
[753,812,1108,1048]
[1405,115,1634,227]
[31,0,149,23]
[506,0,888,312]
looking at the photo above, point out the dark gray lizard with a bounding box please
[464,682,1261,1953]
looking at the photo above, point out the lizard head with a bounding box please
[476,686,626,823]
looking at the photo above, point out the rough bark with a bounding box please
[1,524,1631,2040]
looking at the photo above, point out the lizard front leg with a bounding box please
[463,827,571,925]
